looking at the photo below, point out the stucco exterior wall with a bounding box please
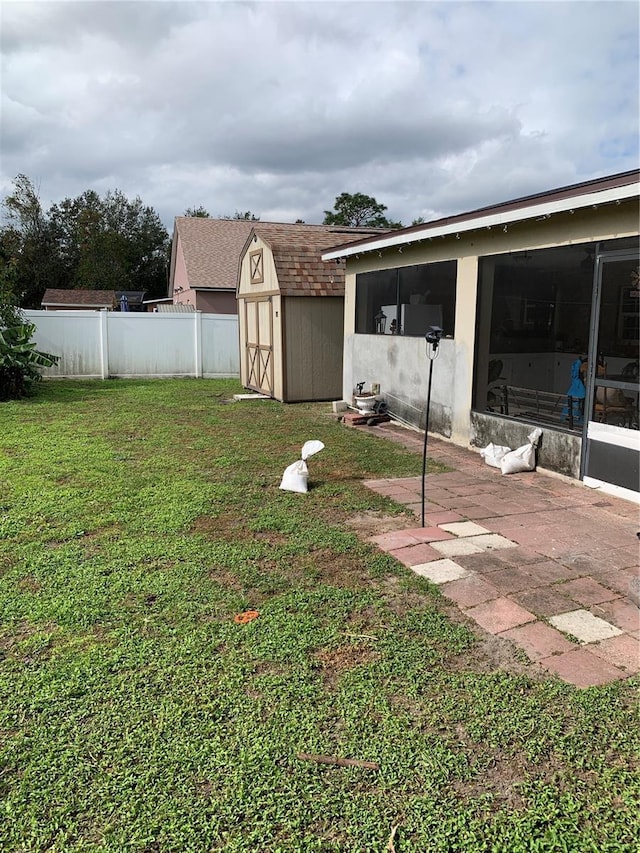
[470,411,582,479]
[344,334,456,436]
[173,237,190,293]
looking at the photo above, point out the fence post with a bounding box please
[99,310,109,379]
[194,311,203,378]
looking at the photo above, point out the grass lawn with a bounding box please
[0,379,638,852]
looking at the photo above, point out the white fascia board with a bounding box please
[322,183,640,260]
[43,303,111,308]
[192,286,235,292]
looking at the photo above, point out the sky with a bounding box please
[1,0,639,232]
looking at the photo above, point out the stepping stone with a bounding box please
[411,559,471,584]
[589,635,640,673]
[500,621,575,661]
[440,574,500,608]
[431,538,484,557]
[466,597,536,634]
[539,648,625,688]
[466,533,518,551]
[549,610,623,644]
[438,521,491,537]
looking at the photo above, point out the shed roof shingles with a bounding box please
[253,224,382,297]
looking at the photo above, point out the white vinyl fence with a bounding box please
[24,310,240,379]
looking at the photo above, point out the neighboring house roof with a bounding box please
[41,289,116,308]
[246,223,382,296]
[322,169,640,260]
[156,303,196,313]
[171,217,386,294]
[171,218,255,292]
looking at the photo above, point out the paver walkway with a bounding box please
[358,421,640,688]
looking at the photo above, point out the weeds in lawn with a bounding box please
[0,380,638,852]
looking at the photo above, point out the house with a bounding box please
[41,289,116,311]
[237,222,384,401]
[322,170,640,501]
[168,218,256,314]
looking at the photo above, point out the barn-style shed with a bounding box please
[237,223,381,402]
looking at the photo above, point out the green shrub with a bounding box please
[0,317,59,399]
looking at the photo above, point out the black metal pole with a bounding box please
[421,357,435,528]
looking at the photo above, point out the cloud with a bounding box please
[1,1,637,228]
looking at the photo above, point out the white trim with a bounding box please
[99,309,109,380]
[583,477,640,504]
[322,183,640,260]
[42,303,113,309]
[587,421,640,451]
[194,310,203,378]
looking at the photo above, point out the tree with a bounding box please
[0,221,59,399]
[1,174,64,307]
[323,192,402,229]
[184,206,210,218]
[0,230,21,328]
[48,189,170,298]
[221,210,260,221]
[1,176,171,306]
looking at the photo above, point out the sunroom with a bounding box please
[323,171,639,500]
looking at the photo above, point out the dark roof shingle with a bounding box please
[41,289,116,307]
[174,218,255,290]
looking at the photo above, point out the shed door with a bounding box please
[245,298,274,396]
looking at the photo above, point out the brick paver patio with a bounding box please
[356,420,640,688]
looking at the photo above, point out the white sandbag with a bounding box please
[500,428,542,475]
[480,442,511,468]
[500,443,536,474]
[300,440,325,460]
[279,440,325,493]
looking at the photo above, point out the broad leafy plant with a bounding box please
[0,314,59,400]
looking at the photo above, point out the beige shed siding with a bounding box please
[238,238,285,398]
[238,235,280,297]
[238,226,382,401]
[284,297,344,401]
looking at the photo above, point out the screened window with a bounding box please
[355,261,457,336]
[473,237,640,432]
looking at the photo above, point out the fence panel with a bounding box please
[24,310,240,379]
[24,310,103,377]
[202,314,240,377]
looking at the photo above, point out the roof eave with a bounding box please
[42,302,113,308]
[322,183,640,261]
